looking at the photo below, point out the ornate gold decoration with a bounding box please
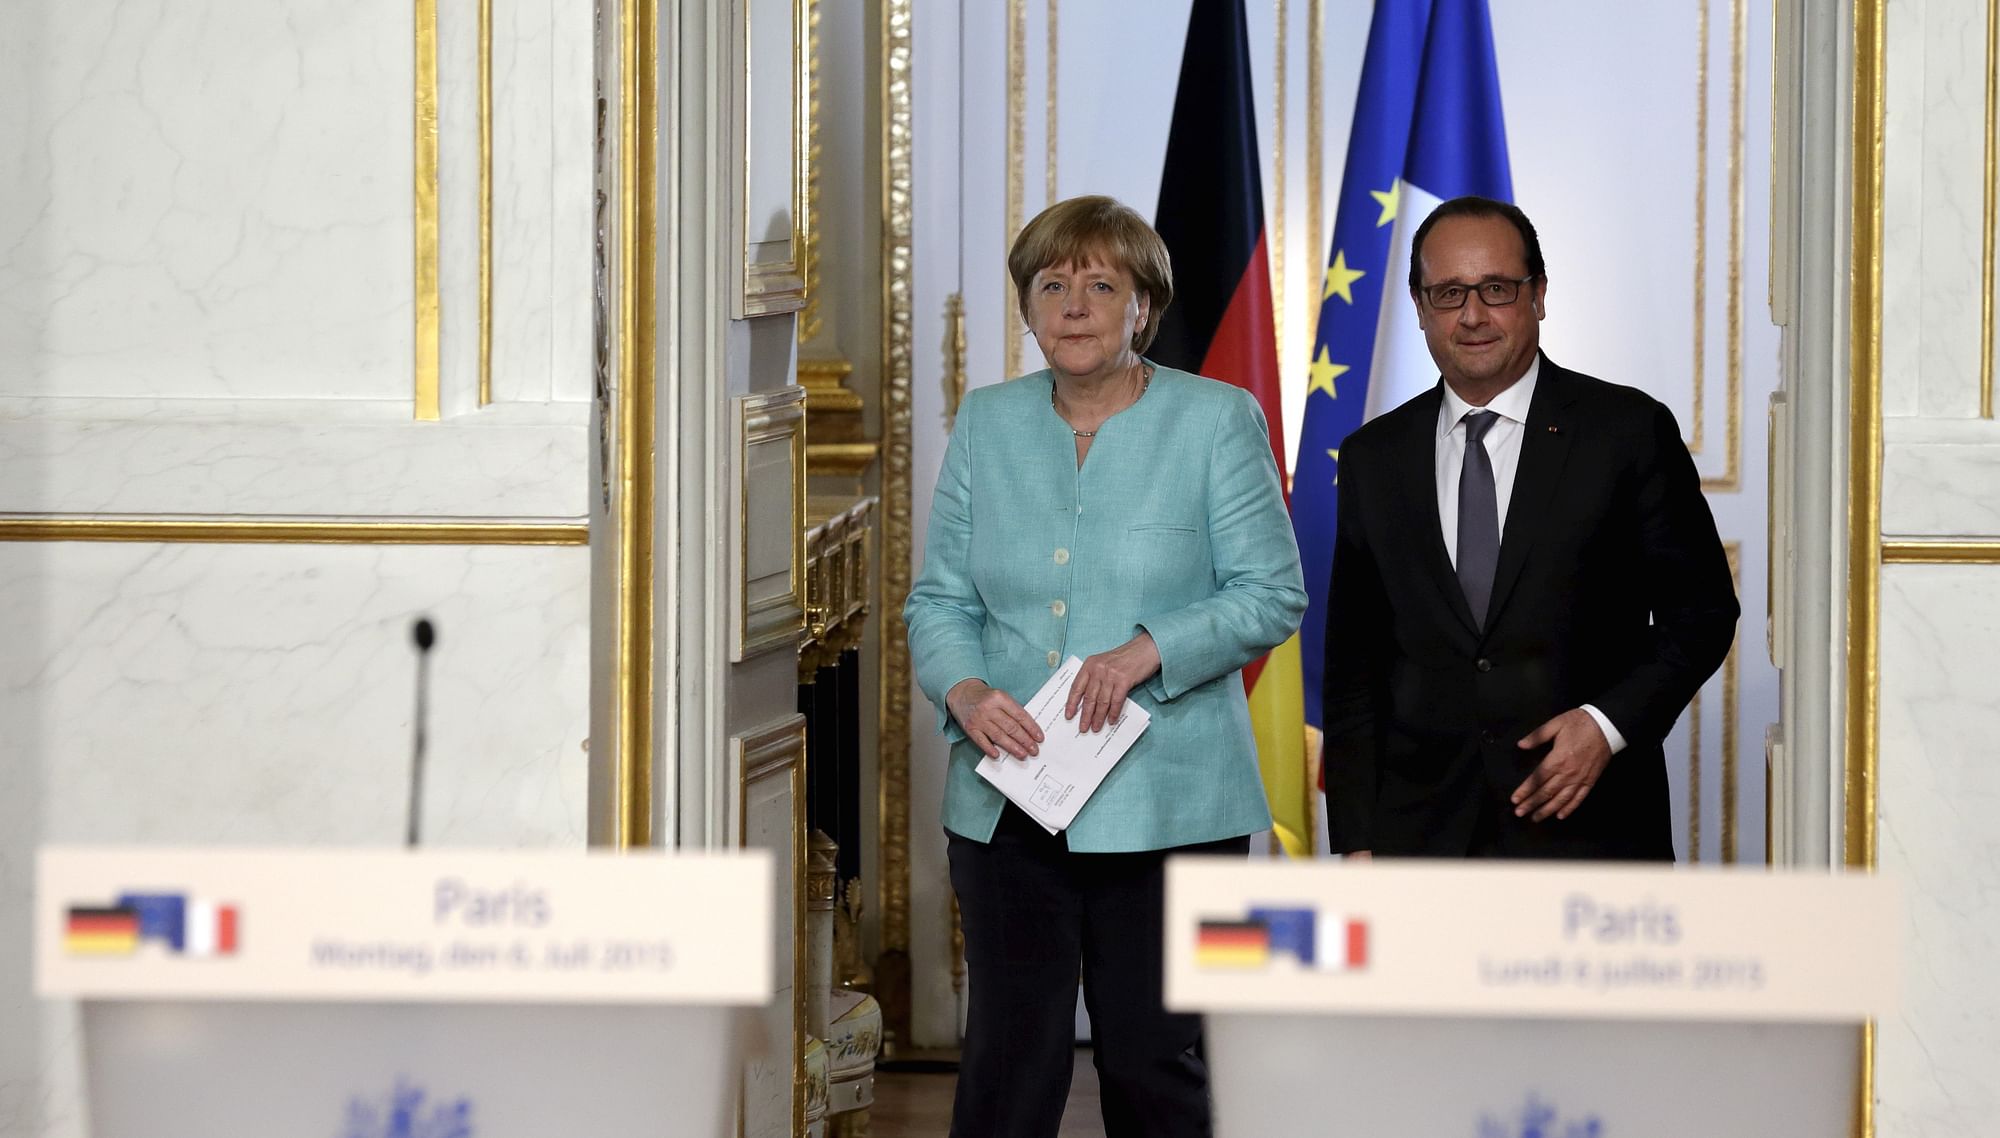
[1045,0,1058,205]
[1721,544,1741,863]
[802,358,879,479]
[949,894,966,997]
[809,830,840,911]
[0,519,587,546]
[479,0,493,406]
[1690,0,1708,455]
[1273,0,1286,359]
[837,878,872,990]
[612,0,660,850]
[943,293,968,431]
[1687,676,1702,862]
[1004,0,1026,381]
[1984,0,1997,419]
[1691,0,1746,492]
[876,0,916,1059]
[415,0,441,422]
[801,0,827,343]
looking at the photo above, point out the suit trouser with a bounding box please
[946,805,1252,1138]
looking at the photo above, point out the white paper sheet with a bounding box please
[974,656,1151,833]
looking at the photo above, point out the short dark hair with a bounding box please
[1407,196,1545,291]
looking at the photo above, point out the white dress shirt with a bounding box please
[1434,357,1627,754]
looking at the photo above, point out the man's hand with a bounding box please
[1064,632,1162,733]
[1511,709,1613,822]
[946,679,1044,761]
[1343,850,1373,862]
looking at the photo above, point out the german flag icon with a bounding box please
[64,907,140,956]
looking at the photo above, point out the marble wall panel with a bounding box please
[1915,0,1989,420]
[1882,0,1926,418]
[1878,566,2000,1137]
[1884,420,2000,536]
[0,540,590,1137]
[0,1,413,402]
[0,404,588,518]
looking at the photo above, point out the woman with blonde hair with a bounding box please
[905,195,1305,1137]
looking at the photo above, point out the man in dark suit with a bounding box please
[1322,196,1738,861]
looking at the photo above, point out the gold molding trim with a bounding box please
[1882,540,2000,563]
[1692,0,1708,456]
[1046,0,1059,206]
[1847,0,1884,878]
[1722,543,1742,863]
[735,389,810,661]
[415,0,441,422]
[1688,667,1702,862]
[1273,0,1286,361]
[1692,0,1746,492]
[943,292,968,431]
[801,0,827,344]
[1984,0,1997,419]
[1004,0,1026,381]
[731,715,809,1138]
[612,0,660,850]
[1306,0,1324,335]
[0,519,587,546]
[478,0,494,407]
[877,0,916,1057]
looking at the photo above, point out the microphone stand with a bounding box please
[408,618,436,848]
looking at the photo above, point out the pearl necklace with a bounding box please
[1053,364,1153,438]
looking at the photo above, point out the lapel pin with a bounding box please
[1547,425,1561,434]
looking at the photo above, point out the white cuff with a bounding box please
[1579,704,1627,754]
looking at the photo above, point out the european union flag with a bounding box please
[1247,905,1317,965]
[117,892,188,951]
[1295,0,1513,725]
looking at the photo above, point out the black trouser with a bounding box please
[946,806,1252,1138]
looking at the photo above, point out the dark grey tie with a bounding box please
[1456,410,1500,628]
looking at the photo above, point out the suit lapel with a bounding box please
[1485,359,1578,632]
[1393,384,1481,638]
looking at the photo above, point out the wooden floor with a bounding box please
[871,1049,1106,1138]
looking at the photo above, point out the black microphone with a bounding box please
[408,618,437,848]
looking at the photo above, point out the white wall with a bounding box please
[0,2,596,1134]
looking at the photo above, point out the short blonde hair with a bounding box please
[1007,195,1175,353]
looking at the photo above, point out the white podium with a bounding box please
[1167,861,1896,1138]
[38,848,773,1138]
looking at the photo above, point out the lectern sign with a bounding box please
[1166,860,1897,1022]
[38,848,773,1005]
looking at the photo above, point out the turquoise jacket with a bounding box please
[905,365,1307,852]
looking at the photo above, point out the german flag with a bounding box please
[1149,0,1312,857]
[65,906,140,956]
[1195,918,1271,969]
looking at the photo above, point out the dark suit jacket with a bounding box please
[1321,356,1739,860]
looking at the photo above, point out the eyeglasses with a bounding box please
[1418,275,1539,310]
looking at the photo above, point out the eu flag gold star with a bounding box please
[1308,347,1349,399]
[1322,250,1365,304]
[1370,183,1400,227]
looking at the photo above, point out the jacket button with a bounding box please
[1051,600,1067,618]
[1047,651,1060,667]
[1476,657,1493,673]
[1053,548,1070,565]
[1482,730,1499,745]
